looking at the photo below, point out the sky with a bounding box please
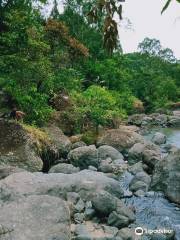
[118,0,180,59]
[46,0,180,59]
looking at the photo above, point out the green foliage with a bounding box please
[0,1,179,130]
[71,85,126,132]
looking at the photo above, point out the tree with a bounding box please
[63,0,125,54]
[138,38,176,63]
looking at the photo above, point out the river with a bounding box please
[119,127,180,240]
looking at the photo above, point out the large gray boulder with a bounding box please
[0,120,43,171]
[151,150,180,204]
[152,132,166,145]
[97,127,144,152]
[49,163,80,174]
[0,170,124,202]
[98,145,124,161]
[0,195,71,240]
[68,145,99,169]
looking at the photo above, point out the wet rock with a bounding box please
[49,163,80,174]
[129,170,151,192]
[0,195,71,240]
[97,127,144,152]
[68,145,99,169]
[152,132,166,145]
[134,189,146,197]
[151,150,180,204]
[98,145,124,161]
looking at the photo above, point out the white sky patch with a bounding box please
[119,0,180,59]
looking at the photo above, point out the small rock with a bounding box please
[134,189,146,197]
[75,199,85,213]
[74,213,85,224]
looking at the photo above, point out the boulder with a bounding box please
[0,195,71,240]
[91,191,117,216]
[108,199,135,228]
[152,132,166,145]
[97,127,144,152]
[72,222,121,240]
[129,170,152,194]
[98,145,124,161]
[0,165,24,180]
[151,150,180,204]
[49,163,80,174]
[108,212,129,228]
[128,114,147,126]
[128,143,145,163]
[44,125,71,156]
[68,145,99,169]
[0,170,124,203]
[128,141,161,171]
[71,141,87,150]
[128,162,144,175]
[168,116,180,127]
[0,120,42,171]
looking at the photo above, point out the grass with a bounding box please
[22,124,51,151]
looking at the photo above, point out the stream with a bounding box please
[119,128,180,240]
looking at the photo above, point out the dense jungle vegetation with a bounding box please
[0,0,179,134]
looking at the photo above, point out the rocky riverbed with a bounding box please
[0,113,180,240]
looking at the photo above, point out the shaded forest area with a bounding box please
[0,0,179,135]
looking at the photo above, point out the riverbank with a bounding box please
[0,115,179,240]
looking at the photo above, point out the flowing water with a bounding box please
[119,128,180,239]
